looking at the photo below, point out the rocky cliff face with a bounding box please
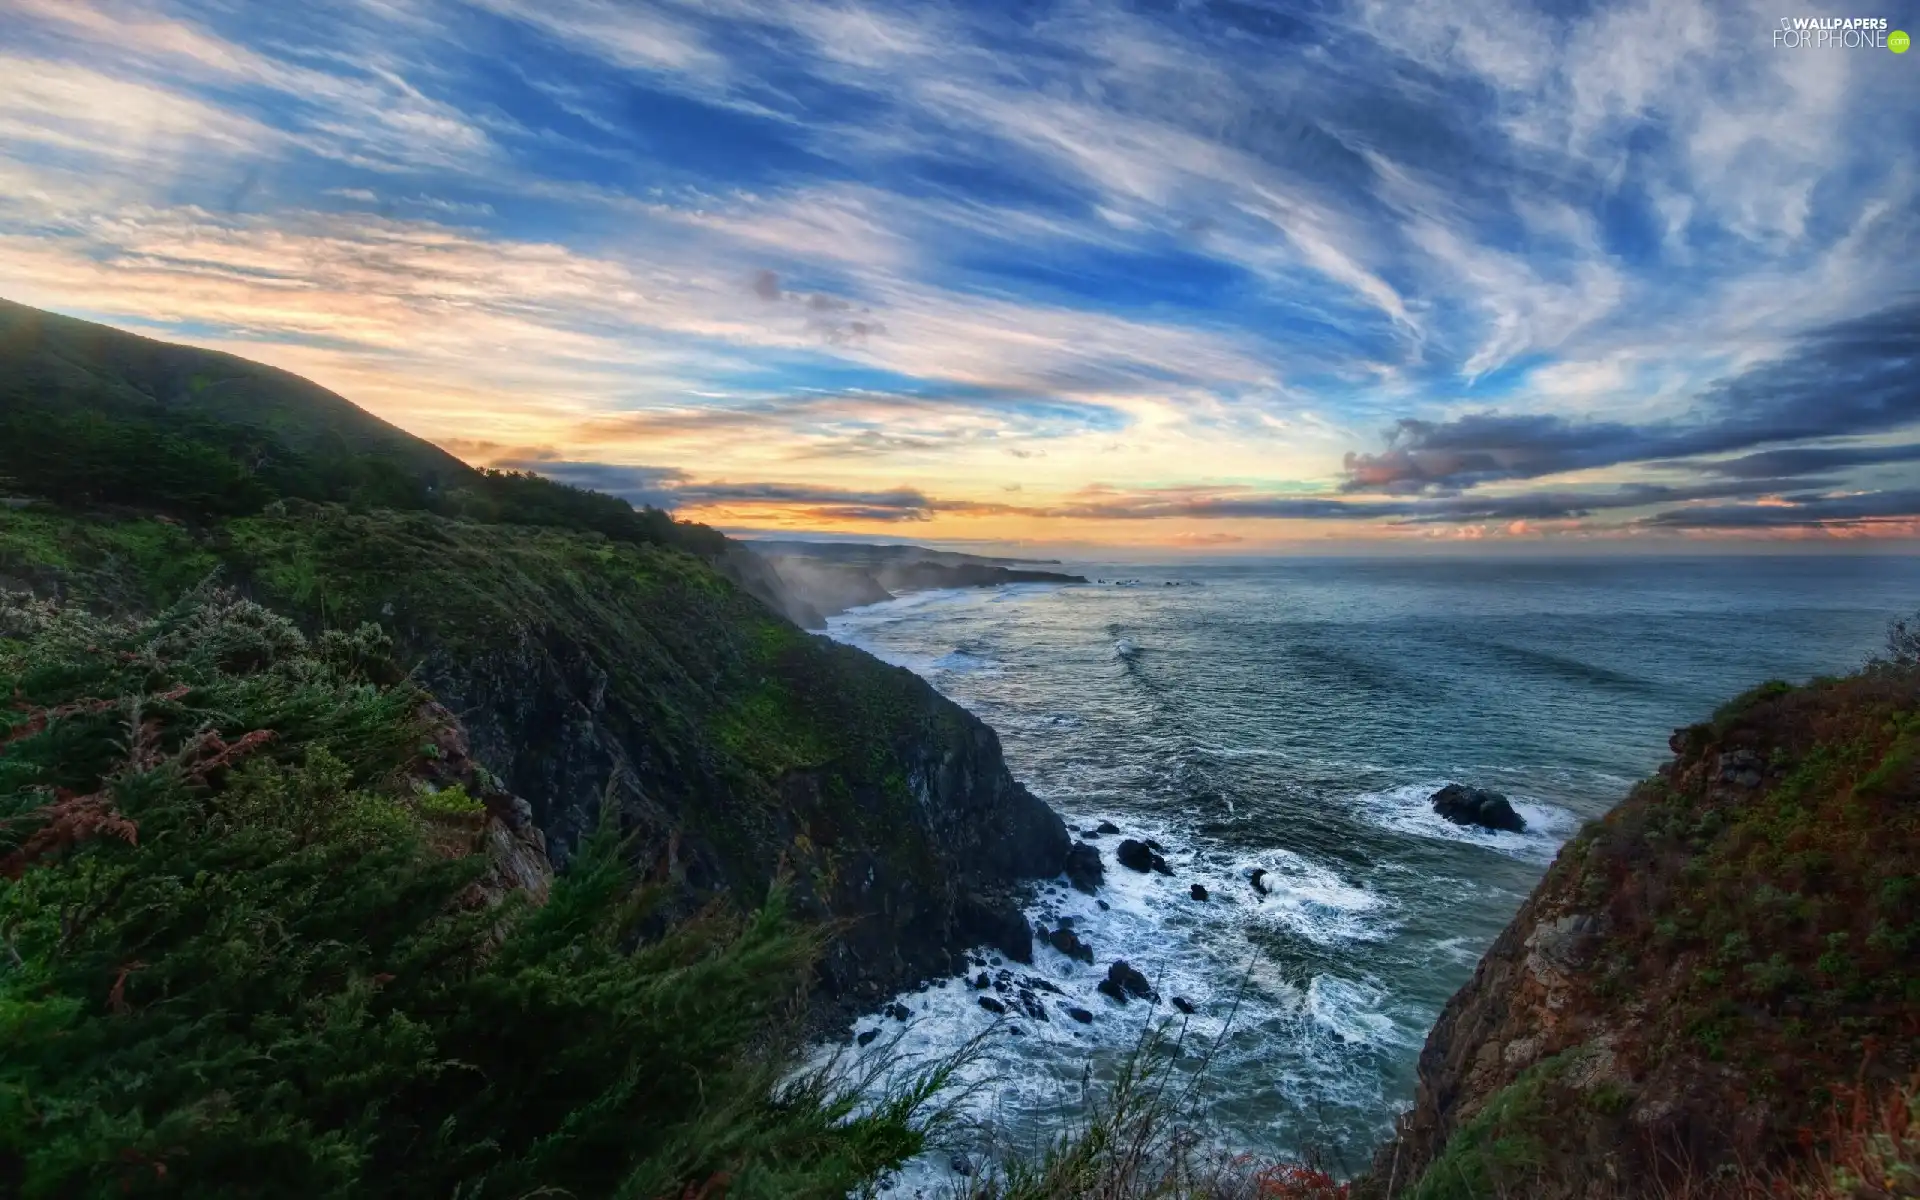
[219,505,1071,1017]
[1362,667,1920,1198]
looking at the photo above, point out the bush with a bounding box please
[0,591,935,1198]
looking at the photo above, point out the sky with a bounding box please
[1,0,1916,552]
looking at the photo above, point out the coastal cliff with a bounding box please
[1362,661,1920,1198]
[0,298,1069,1017]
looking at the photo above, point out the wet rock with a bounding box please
[1057,915,1076,929]
[886,1002,910,1022]
[857,1028,879,1046]
[1116,838,1172,875]
[1104,959,1154,1002]
[1097,899,1110,910]
[1189,883,1209,902]
[1171,996,1196,1015]
[949,1152,974,1178]
[1065,841,1105,893]
[1066,1005,1095,1024]
[1018,992,1049,1021]
[978,996,1007,1015]
[1096,978,1128,1003]
[1041,924,1095,965]
[973,972,990,989]
[1249,868,1272,895]
[1430,783,1526,833]
[960,894,1034,964]
[1097,820,1121,835]
[1025,976,1063,994]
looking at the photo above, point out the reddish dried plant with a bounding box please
[0,787,140,880]
[1250,1162,1351,1199]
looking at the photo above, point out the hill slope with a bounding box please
[1359,657,1920,1198]
[0,299,1070,1018]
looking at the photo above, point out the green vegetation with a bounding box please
[0,296,1078,1198]
[0,297,721,559]
[1376,612,1920,1200]
[1400,1060,1563,1200]
[0,590,938,1197]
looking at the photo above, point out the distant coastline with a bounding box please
[743,539,1086,627]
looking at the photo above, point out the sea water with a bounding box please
[818,555,1920,1190]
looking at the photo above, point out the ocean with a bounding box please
[819,554,1920,1189]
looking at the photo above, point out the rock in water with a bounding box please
[1066,1005,1094,1023]
[978,996,1006,1015]
[1249,868,1272,895]
[1065,841,1105,893]
[1430,783,1527,833]
[1115,838,1172,875]
[1105,960,1154,1001]
[1042,924,1095,965]
[1171,996,1196,1015]
[1189,883,1209,901]
[1096,820,1120,835]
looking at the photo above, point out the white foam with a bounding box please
[1349,781,1578,864]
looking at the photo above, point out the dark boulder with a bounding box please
[857,1028,879,1046]
[1096,820,1121,835]
[960,894,1035,964]
[1066,1005,1094,1024]
[1116,838,1171,875]
[1096,978,1128,1003]
[1065,841,1105,893]
[949,1152,974,1177]
[1171,996,1196,1015]
[1249,868,1272,895]
[973,971,990,989]
[886,1002,910,1021]
[1430,783,1526,833]
[1189,883,1209,902]
[1719,748,1764,790]
[978,996,1006,1015]
[1042,924,1095,965]
[1104,960,1154,1002]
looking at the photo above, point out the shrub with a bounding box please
[0,591,936,1198]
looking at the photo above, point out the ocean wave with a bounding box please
[1347,781,1579,863]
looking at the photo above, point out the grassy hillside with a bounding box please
[1357,629,1920,1199]
[0,590,936,1197]
[0,298,721,554]
[0,297,1068,1095]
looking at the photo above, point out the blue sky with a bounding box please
[1,0,1916,549]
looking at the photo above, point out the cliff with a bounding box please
[0,298,1070,1019]
[1363,662,1920,1198]
[0,590,946,1196]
